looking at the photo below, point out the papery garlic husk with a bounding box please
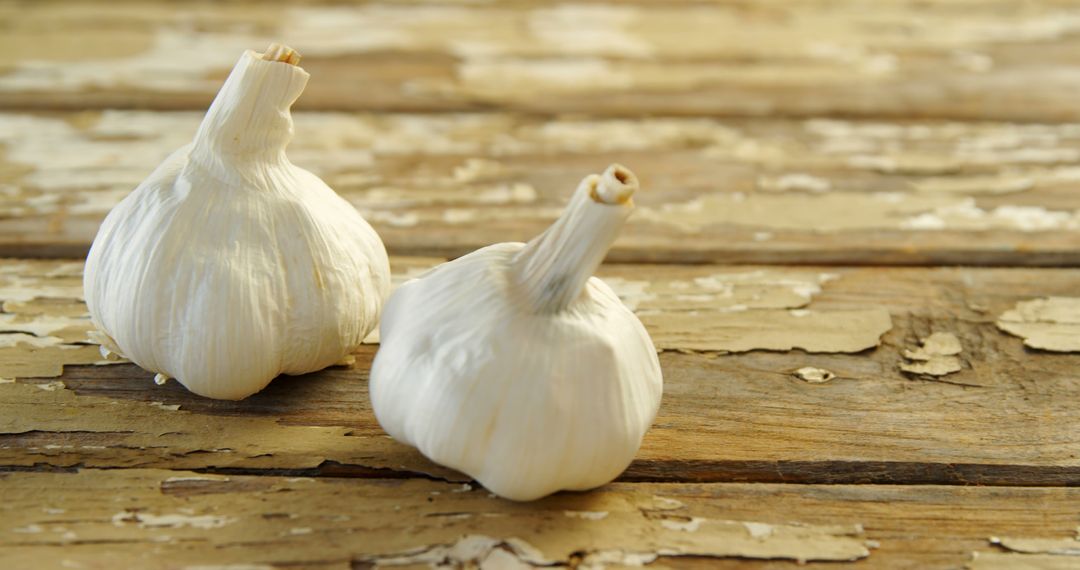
[84,44,390,400]
[370,164,662,501]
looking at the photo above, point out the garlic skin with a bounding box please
[84,45,390,400]
[370,165,662,501]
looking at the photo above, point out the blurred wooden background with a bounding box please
[1,1,1079,569]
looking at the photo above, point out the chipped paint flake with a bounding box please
[990,535,1080,555]
[644,308,892,354]
[659,516,705,532]
[0,377,466,480]
[651,496,685,511]
[913,175,1033,195]
[968,551,1080,570]
[638,192,960,233]
[901,332,963,376]
[743,522,776,539]
[111,511,235,530]
[794,367,836,384]
[758,173,831,193]
[603,277,655,311]
[997,297,1080,352]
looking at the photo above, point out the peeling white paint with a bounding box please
[163,475,227,483]
[564,510,610,520]
[111,511,235,530]
[651,496,685,510]
[901,199,1080,232]
[11,524,43,534]
[758,173,831,193]
[453,158,505,183]
[743,522,776,539]
[794,367,836,384]
[0,30,260,93]
[528,5,653,57]
[660,516,705,532]
[603,277,656,311]
[34,381,66,391]
[951,50,994,72]
[459,58,632,93]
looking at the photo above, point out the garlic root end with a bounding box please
[591,164,638,205]
[261,43,301,66]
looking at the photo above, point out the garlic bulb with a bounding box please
[370,164,662,501]
[84,44,390,400]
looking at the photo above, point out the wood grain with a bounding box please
[2,259,1079,486]
[2,111,1080,263]
[5,1,1080,123]
[1,469,1077,570]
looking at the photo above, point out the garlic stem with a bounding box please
[190,45,310,171]
[512,164,638,314]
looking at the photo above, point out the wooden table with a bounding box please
[2,1,1079,568]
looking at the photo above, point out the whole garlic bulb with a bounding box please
[84,44,390,400]
[370,164,662,501]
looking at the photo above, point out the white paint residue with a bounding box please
[581,550,660,568]
[0,333,65,349]
[913,175,1033,195]
[163,475,226,483]
[951,50,994,72]
[453,158,504,183]
[183,561,274,565]
[564,510,609,520]
[901,199,1080,231]
[743,521,776,539]
[528,5,653,57]
[0,313,88,339]
[475,183,538,204]
[806,43,899,77]
[651,496,685,510]
[11,524,43,534]
[111,511,235,530]
[459,58,631,93]
[794,367,836,384]
[35,381,66,391]
[847,155,898,172]
[0,30,260,93]
[660,516,704,532]
[603,277,655,311]
[527,118,739,153]
[364,211,420,228]
[0,275,85,304]
[373,534,555,568]
[758,173,832,193]
[442,209,478,224]
[902,213,946,230]
[282,6,414,56]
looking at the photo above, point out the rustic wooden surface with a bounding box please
[4,112,1080,264]
[2,1,1080,568]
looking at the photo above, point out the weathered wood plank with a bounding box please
[3,112,1080,263]
[1,469,1077,569]
[1,258,1079,485]
[5,1,1080,123]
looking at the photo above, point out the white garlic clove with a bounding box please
[83,45,391,400]
[370,164,662,501]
